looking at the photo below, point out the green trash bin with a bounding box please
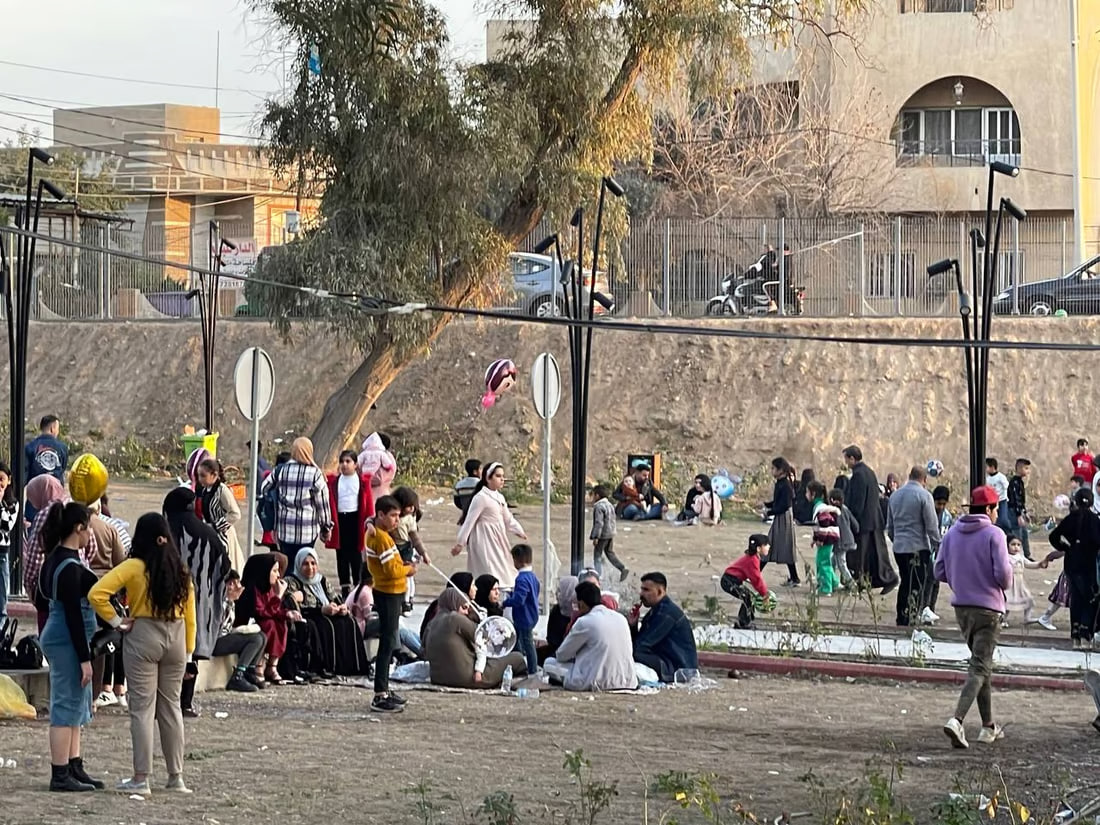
[181,432,219,462]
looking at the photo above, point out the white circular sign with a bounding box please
[233,347,275,421]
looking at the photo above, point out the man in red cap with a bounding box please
[933,485,1013,749]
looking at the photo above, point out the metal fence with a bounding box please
[1,214,1087,321]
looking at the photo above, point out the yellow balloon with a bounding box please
[68,453,109,506]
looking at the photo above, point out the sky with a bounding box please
[0,0,489,147]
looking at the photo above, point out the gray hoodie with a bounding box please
[590,497,616,540]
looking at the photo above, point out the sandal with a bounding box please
[264,669,286,685]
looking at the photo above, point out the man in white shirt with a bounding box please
[544,581,638,691]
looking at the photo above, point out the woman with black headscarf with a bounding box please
[236,553,299,684]
[285,548,368,677]
[420,571,475,639]
[793,468,816,525]
[474,574,504,618]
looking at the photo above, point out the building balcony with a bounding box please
[895,139,1021,170]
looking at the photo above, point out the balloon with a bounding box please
[926,459,944,478]
[481,358,517,409]
[186,447,211,485]
[1054,494,1071,511]
[474,615,517,657]
[711,468,741,500]
[68,453,109,506]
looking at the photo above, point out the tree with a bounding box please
[250,0,874,467]
[0,128,127,214]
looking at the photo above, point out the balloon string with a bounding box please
[424,559,485,621]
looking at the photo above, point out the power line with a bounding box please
[0,57,270,95]
[0,89,257,115]
[0,91,263,143]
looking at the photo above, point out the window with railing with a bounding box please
[898,0,1012,11]
[895,107,1020,167]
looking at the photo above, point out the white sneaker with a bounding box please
[919,607,939,625]
[116,777,151,795]
[116,694,128,709]
[943,717,969,749]
[976,724,1004,744]
[165,775,192,794]
[1037,615,1057,632]
[94,691,118,708]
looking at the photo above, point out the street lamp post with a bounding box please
[931,161,1022,491]
[189,221,238,433]
[6,148,64,595]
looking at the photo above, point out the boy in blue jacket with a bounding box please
[504,543,540,673]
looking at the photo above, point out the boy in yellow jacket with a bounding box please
[365,495,416,713]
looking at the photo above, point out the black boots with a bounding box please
[50,763,95,792]
[69,757,105,789]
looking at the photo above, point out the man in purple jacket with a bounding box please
[934,485,1013,749]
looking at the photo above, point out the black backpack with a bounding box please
[15,635,44,670]
[258,465,284,533]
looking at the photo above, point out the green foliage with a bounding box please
[479,791,522,825]
[563,749,619,825]
[0,129,129,214]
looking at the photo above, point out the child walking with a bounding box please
[590,485,628,582]
[829,488,857,590]
[1007,458,1031,559]
[721,534,771,628]
[808,481,840,595]
[925,485,954,624]
[1004,535,1041,626]
[503,544,540,674]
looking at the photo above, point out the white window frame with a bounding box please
[897,106,1021,164]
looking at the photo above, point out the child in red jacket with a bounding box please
[325,450,375,598]
[721,534,771,629]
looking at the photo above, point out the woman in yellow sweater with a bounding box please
[89,513,196,797]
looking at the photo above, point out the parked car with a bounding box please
[993,254,1100,315]
[507,252,612,317]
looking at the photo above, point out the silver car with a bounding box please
[509,252,612,317]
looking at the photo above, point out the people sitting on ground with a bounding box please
[423,587,526,689]
[421,572,476,638]
[540,575,578,664]
[575,568,621,615]
[793,468,816,525]
[180,570,268,704]
[675,474,705,522]
[675,474,722,526]
[454,458,482,519]
[721,534,771,628]
[474,574,504,617]
[286,548,370,677]
[544,581,638,691]
[614,461,668,521]
[614,476,643,518]
[628,572,698,683]
[235,553,301,686]
[345,564,423,662]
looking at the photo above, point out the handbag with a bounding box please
[14,635,44,670]
[90,627,123,658]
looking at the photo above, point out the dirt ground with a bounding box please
[2,482,1099,823]
[77,481,1081,645]
[0,676,1097,825]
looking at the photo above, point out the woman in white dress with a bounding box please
[451,462,527,589]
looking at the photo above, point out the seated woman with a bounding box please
[420,571,475,638]
[474,574,504,618]
[345,563,422,660]
[675,474,707,522]
[423,588,526,689]
[539,575,577,665]
[286,548,370,677]
[235,553,300,685]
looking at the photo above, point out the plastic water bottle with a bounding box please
[501,665,513,694]
[515,688,539,699]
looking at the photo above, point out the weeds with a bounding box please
[563,749,618,825]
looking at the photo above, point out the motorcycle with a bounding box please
[705,252,805,316]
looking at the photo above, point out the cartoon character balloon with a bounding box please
[711,468,742,500]
[481,359,518,408]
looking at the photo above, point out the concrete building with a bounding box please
[486,1,1100,264]
[51,103,318,279]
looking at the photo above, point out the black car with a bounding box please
[993,254,1100,315]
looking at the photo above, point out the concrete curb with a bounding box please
[698,651,1087,692]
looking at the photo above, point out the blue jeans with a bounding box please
[516,626,537,673]
[0,550,8,619]
[995,501,1012,533]
[622,503,663,521]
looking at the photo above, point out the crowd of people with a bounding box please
[7,414,1100,794]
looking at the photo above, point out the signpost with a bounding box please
[233,347,275,554]
[531,352,561,615]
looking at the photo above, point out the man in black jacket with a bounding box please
[842,445,899,594]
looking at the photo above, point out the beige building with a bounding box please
[52,103,318,277]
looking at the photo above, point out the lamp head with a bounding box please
[30,148,54,165]
[184,289,201,300]
[1001,197,1027,221]
[959,293,972,317]
[569,208,583,228]
[220,237,238,251]
[970,229,986,249]
[603,176,625,198]
[990,161,1020,178]
[533,234,558,254]
[559,259,575,287]
[41,180,66,201]
[927,258,956,277]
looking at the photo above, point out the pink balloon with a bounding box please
[480,392,496,409]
